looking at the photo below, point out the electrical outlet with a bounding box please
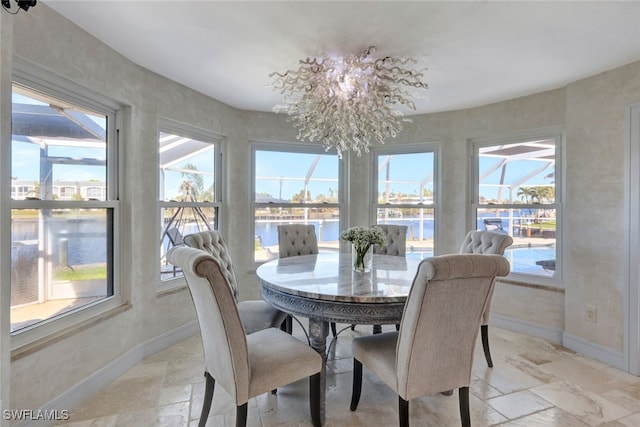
[586,305,597,323]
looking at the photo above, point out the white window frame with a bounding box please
[157,118,223,291]
[10,60,124,350]
[470,128,564,285]
[251,141,345,266]
[371,143,441,256]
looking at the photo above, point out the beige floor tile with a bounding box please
[55,414,118,427]
[601,388,640,412]
[470,377,503,400]
[64,375,164,421]
[498,407,589,426]
[474,357,546,394]
[159,384,193,406]
[114,402,190,427]
[531,380,631,426]
[605,411,640,427]
[485,389,553,419]
[539,356,637,394]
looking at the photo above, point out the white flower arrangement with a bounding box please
[341,226,386,269]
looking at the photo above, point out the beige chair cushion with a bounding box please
[352,332,398,391]
[352,253,510,401]
[237,300,285,334]
[247,328,322,399]
[373,224,408,256]
[167,246,322,405]
[277,224,319,258]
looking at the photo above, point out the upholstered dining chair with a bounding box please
[184,230,290,334]
[459,230,513,367]
[373,224,408,256]
[350,224,408,334]
[167,246,322,427]
[277,224,319,334]
[277,224,319,258]
[350,253,510,427]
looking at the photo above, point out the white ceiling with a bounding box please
[42,0,640,115]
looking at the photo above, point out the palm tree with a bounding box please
[517,186,536,204]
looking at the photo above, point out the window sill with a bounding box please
[157,277,187,296]
[497,275,565,293]
[11,299,131,361]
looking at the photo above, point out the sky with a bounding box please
[12,91,554,202]
[11,92,107,184]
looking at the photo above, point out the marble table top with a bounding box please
[256,252,422,303]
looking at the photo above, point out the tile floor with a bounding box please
[56,323,640,426]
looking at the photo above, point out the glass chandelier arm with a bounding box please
[270,45,428,157]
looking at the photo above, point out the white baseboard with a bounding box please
[18,321,199,427]
[563,330,626,372]
[491,313,563,343]
[142,320,200,358]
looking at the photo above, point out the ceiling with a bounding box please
[42,1,640,115]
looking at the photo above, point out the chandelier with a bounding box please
[270,46,428,157]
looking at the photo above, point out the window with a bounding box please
[84,186,105,200]
[158,121,222,283]
[10,82,118,334]
[472,132,562,278]
[252,144,343,263]
[373,147,438,258]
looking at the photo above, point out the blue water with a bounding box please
[12,218,107,267]
[13,213,554,276]
[255,212,529,246]
[256,215,555,276]
[255,217,435,247]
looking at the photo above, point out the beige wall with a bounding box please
[3,2,640,414]
[564,62,640,351]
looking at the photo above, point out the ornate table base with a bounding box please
[261,286,405,424]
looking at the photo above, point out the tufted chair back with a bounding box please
[166,246,248,402]
[184,230,239,301]
[458,230,513,368]
[396,254,510,398]
[277,224,319,258]
[459,230,513,255]
[350,253,510,426]
[459,230,513,323]
[167,246,322,427]
[373,224,408,256]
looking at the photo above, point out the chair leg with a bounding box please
[459,387,470,427]
[350,359,363,411]
[351,324,356,331]
[481,324,493,367]
[372,324,382,334]
[399,396,409,427]
[310,373,321,427]
[199,372,215,427]
[395,323,400,331]
[280,315,293,334]
[236,403,248,427]
[331,322,337,337]
[286,315,293,334]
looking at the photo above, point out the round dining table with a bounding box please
[256,252,422,424]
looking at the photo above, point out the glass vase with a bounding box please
[352,244,373,273]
